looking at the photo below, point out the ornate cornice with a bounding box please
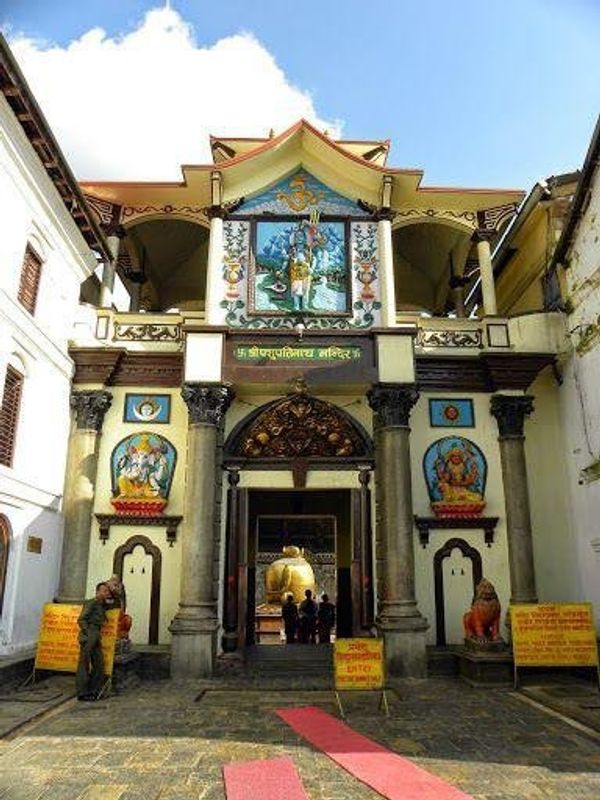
[367,384,419,428]
[490,394,534,438]
[181,383,235,426]
[71,390,112,431]
[416,353,554,392]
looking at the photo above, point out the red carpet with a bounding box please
[223,755,309,800]
[276,706,474,800]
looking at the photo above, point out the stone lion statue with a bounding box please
[463,578,502,642]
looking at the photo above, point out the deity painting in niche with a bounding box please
[252,215,348,315]
[423,436,487,518]
[110,432,177,516]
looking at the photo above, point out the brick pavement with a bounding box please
[0,677,599,800]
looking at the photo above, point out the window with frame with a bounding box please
[0,365,24,467]
[0,516,9,615]
[17,245,43,314]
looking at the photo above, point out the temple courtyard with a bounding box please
[0,674,598,800]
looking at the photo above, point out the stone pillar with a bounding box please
[358,467,374,630]
[490,394,537,604]
[56,390,112,603]
[474,231,497,316]
[170,382,234,677]
[204,211,225,325]
[367,384,428,676]
[99,229,124,309]
[222,467,240,652]
[377,215,397,328]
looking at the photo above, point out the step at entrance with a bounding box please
[245,644,334,676]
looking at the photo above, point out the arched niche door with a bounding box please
[113,535,162,645]
[0,515,10,615]
[434,537,482,646]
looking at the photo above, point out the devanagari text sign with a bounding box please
[34,604,120,676]
[334,638,384,690]
[511,603,599,688]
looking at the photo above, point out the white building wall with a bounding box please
[0,92,96,655]
[560,163,600,631]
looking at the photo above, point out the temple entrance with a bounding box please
[221,390,375,653]
[222,483,374,652]
[247,490,353,645]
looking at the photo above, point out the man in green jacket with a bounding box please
[76,582,112,701]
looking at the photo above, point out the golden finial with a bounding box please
[268,128,275,139]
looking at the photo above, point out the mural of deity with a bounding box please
[423,436,487,518]
[110,432,177,516]
[253,217,348,315]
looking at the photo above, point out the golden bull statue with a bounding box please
[265,545,315,604]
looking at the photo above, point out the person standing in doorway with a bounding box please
[282,594,299,644]
[317,594,336,644]
[299,588,318,644]
[76,582,112,701]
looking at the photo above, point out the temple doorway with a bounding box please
[247,490,353,645]
[222,484,373,651]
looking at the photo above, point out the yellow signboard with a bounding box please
[511,603,599,667]
[334,638,384,690]
[35,604,120,676]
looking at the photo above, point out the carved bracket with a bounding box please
[414,515,499,548]
[95,514,183,547]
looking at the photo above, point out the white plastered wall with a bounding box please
[410,394,511,645]
[0,93,95,655]
[86,387,187,644]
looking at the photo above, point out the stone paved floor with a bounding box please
[0,677,599,800]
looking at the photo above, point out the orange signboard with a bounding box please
[511,603,598,667]
[334,638,384,690]
[34,604,120,675]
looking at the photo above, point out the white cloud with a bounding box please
[8,7,341,180]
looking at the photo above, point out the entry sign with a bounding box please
[511,603,599,668]
[334,638,384,690]
[34,604,120,676]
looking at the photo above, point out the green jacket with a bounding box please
[78,598,107,636]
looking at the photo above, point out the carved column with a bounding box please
[204,210,225,325]
[367,384,428,676]
[358,467,374,630]
[99,227,125,309]
[170,382,234,677]
[490,394,538,605]
[222,467,240,652]
[473,231,497,316]
[56,390,112,602]
[377,214,397,328]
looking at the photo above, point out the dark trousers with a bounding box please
[76,629,105,697]
[284,625,297,644]
[318,624,332,644]
[299,618,317,644]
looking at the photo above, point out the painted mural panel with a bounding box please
[236,169,367,217]
[423,436,487,518]
[218,168,381,329]
[251,218,349,315]
[429,399,475,428]
[110,432,177,516]
[124,394,171,424]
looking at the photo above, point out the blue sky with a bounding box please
[2,0,599,188]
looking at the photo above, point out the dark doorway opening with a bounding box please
[246,489,354,644]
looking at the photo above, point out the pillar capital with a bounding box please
[70,390,112,431]
[181,382,235,426]
[471,228,495,244]
[367,384,419,428]
[490,394,534,438]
